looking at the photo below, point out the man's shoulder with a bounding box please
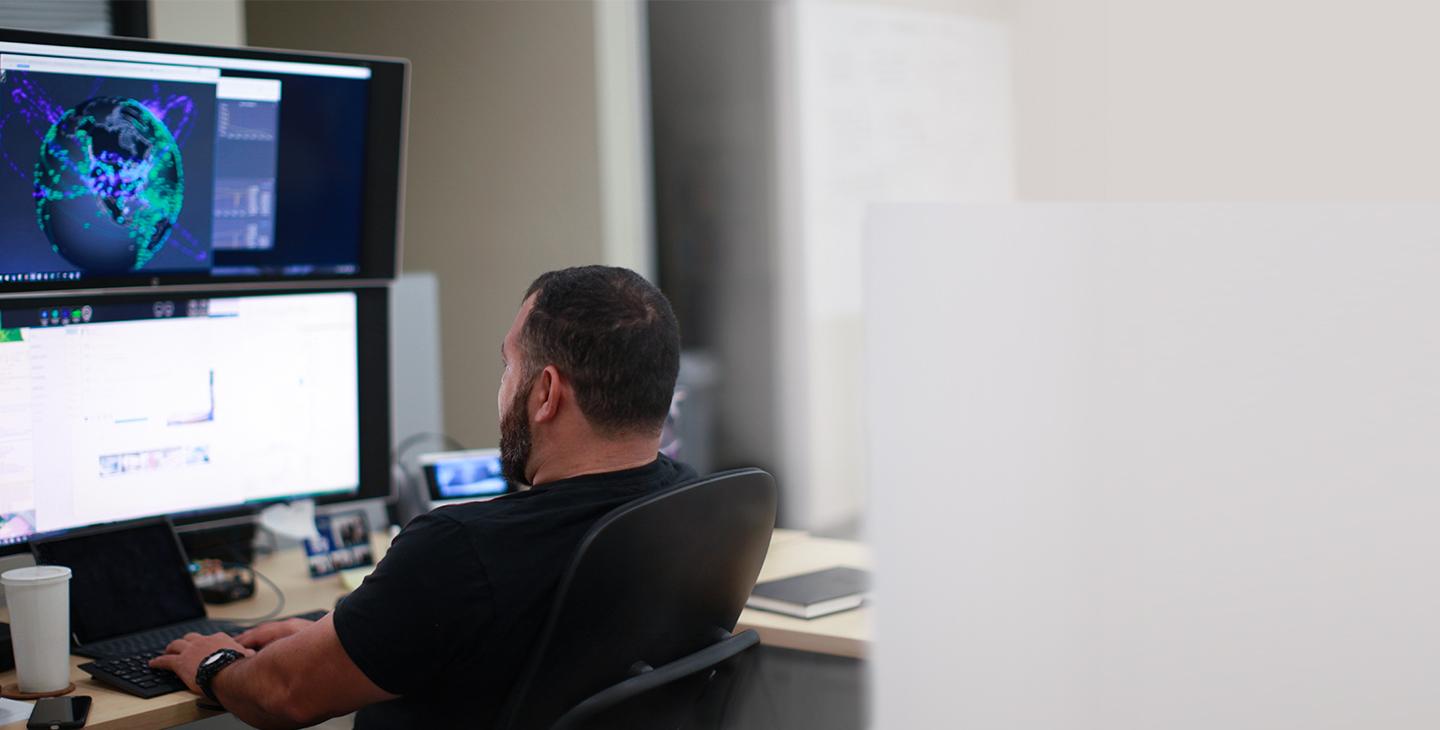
[402,455,701,537]
[412,491,570,541]
[430,488,555,519]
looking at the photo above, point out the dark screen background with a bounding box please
[212,72,369,274]
[33,521,204,642]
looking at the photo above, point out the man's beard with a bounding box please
[499,378,533,486]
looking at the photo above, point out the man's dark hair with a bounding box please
[519,266,680,436]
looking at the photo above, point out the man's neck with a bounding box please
[526,438,660,487]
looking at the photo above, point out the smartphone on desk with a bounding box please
[27,696,90,729]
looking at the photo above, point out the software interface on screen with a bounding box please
[0,40,372,282]
[0,291,361,546]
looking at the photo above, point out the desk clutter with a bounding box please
[0,519,339,702]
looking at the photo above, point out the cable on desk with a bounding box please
[219,563,287,625]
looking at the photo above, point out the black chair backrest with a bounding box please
[495,468,777,730]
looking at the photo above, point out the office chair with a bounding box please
[495,467,778,730]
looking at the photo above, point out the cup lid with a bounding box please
[1,565,71,586]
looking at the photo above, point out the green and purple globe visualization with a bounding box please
[33,96,184,272]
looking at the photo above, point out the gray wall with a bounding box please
[246,0,608,450]
[647,1,782,489]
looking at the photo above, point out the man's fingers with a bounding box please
[148,654,177,671]
[237,625,277,648]
[164,638,190,655]
[236,620,312,649]
[183,632,204,641]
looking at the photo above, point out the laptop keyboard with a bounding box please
[75,618,241,659]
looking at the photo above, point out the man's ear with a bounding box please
[532,365,563,424]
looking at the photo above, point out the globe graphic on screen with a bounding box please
[33,97,184,272]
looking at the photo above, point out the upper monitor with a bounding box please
[0,29,406,291]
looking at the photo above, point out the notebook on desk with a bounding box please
[746,566,871,620]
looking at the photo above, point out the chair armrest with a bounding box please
[551,629,761,730]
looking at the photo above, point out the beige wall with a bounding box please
[1011,0,1440,200]
[246,0,608,449]
[152,0,244,46]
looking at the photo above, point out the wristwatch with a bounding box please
[195,648,246,703]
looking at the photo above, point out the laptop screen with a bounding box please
[31,519,205,644]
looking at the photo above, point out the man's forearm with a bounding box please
[179,614,394,727]
[210,638,317,730]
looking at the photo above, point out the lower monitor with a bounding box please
[0,288,389,548]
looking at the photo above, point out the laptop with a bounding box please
[30,518,241,659]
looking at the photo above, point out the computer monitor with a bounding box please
[0,28,406,291]
[0,287,391,551]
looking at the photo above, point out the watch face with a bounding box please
[203,654,225,666]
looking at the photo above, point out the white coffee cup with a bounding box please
[2,566,72,693]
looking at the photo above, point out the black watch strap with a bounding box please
[195,648,246,703]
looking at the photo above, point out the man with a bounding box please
[152,266,696,729]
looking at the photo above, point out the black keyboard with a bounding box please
[80,653,187,698]
[78,610,331,698]
[74,618,241,659]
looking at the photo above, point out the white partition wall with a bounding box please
[776,2,1014,531]
[866,204,1440,729]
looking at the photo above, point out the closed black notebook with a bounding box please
[746,566,871,619]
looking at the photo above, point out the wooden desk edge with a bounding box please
[736,620,869,659]
[0,676,219,730]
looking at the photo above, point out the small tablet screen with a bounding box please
[421,450,509,501]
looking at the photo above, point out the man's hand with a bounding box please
[235,618,317,651]
[146,615,396,729]
[149,633,255,695]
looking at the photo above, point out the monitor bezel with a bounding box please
[0,27,407,292]
[0,284,393,555]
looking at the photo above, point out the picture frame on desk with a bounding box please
[303,511,374,578]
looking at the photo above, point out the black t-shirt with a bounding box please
[333,454,698,729]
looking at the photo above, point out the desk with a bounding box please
[0,535,369,730]
[736,529,872,659]
[0,529,870,729]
